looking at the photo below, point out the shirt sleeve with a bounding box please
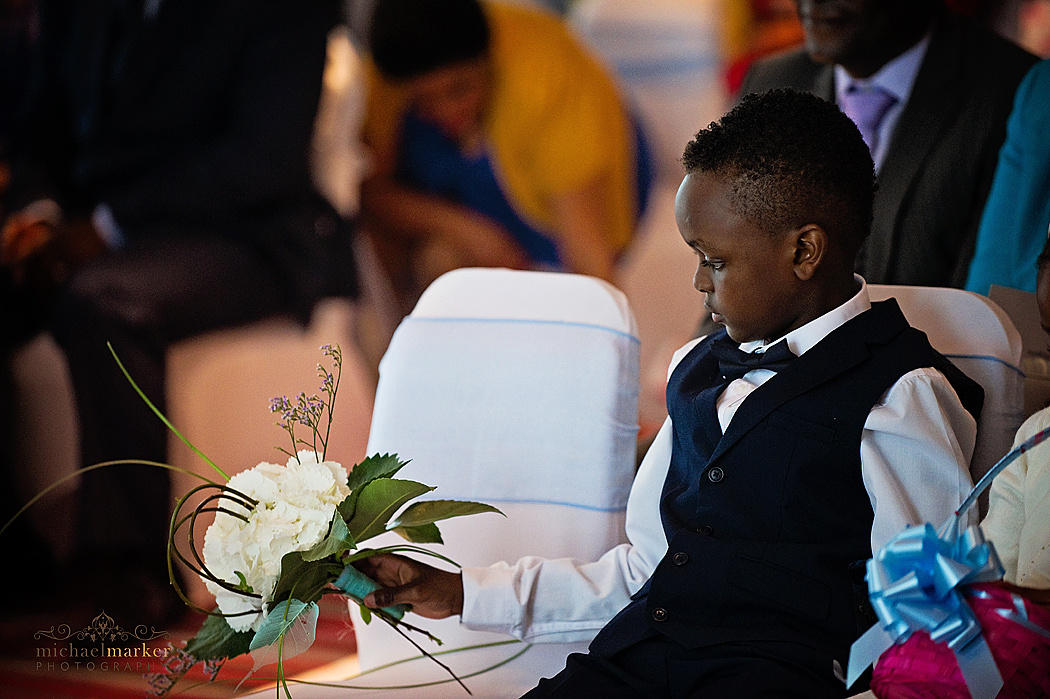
[861,366,978,552]
[456,342,707,643]
[982,407,1050,588]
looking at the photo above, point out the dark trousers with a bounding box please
[49,235,298,568]
[522,636,847,699]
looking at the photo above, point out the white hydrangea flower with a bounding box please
[202,450,350,632]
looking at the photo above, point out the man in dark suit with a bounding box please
[1,0,356,623]
[739,0,1037,288]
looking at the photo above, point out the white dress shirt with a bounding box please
[460,277,977,643]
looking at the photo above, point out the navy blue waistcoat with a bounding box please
[589,300,983,663]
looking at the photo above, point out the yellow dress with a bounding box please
[363,2,642,257]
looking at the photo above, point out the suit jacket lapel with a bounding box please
[812,63,835,102]
[62,0,118,142]
[114,0,199,99]
[861,15,967,282]
[704,300,908,466]
[682,350,728,453]
[706,341,870,465]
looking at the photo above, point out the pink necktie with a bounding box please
[839,85,897,155]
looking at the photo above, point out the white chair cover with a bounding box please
[342,268,640,697]
[868,285,1025,495]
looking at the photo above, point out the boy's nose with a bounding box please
[693,263,713,293]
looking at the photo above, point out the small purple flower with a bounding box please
[143,644,196,698]
[201,657,225,682]
[270,395,291,414]
[161,645,197,674]
[320,372,334,392]
[144,672,176,697]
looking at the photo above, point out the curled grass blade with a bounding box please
[1,459,218,540]
[108,342,228,481]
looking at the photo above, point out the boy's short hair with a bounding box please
[683,88,876,249]
[369,0,490,81]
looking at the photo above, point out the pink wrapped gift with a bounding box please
[871,583,1050,699]
[848,426,1050,699]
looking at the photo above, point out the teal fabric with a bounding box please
[334,564,408,620]
[966,60,1050,294]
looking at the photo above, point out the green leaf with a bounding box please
[389,499,504,529]
[269,551,337,608]
[358,604,372,624]
[337,490,359,523]
[346,453,408,492]
[249,599,315,652]
[184,612,254,661]
[301,512,355,562]
[338,454,409,522]
[392,522,443,544]
[346,478,434,543]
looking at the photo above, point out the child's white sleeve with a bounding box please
[861,366,978,553]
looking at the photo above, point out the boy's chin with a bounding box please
[724,326,764,344]
[722,325,747,343]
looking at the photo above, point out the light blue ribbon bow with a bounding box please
[847,425,1050,699]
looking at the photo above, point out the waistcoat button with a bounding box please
[697,525,714,536]
[672,552,689,566]
[652,607,668,622]
[707,467,724,483]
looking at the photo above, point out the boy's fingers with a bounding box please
[364,581,417,608]
[353,555,382,577]
[356,553,414,586]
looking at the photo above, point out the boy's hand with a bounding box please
[357,553,464,619]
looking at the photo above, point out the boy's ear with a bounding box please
[792,224,826,281]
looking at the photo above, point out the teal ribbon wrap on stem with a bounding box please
[847,425,1050,699]
[334,564,410,620]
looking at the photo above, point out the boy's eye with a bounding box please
[700,258,725,271]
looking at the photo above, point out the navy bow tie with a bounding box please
[711,336,797,383]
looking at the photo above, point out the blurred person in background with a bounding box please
[0,0,356,625]
[965,58,1050,294]
[1018,0,1050,56]
[359,0,652,312]
[739,0,1036,289]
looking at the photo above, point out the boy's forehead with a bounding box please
[676,171,734,215]
[677,173,747,227]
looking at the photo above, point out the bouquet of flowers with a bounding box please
[107,344,503,697]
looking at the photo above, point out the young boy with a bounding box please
[359,89,983,697]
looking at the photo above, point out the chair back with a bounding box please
[868,285,1025,493]
[349,268,640,694]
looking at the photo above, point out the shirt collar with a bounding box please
[834,32,931,105]
[739,275,871,357]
